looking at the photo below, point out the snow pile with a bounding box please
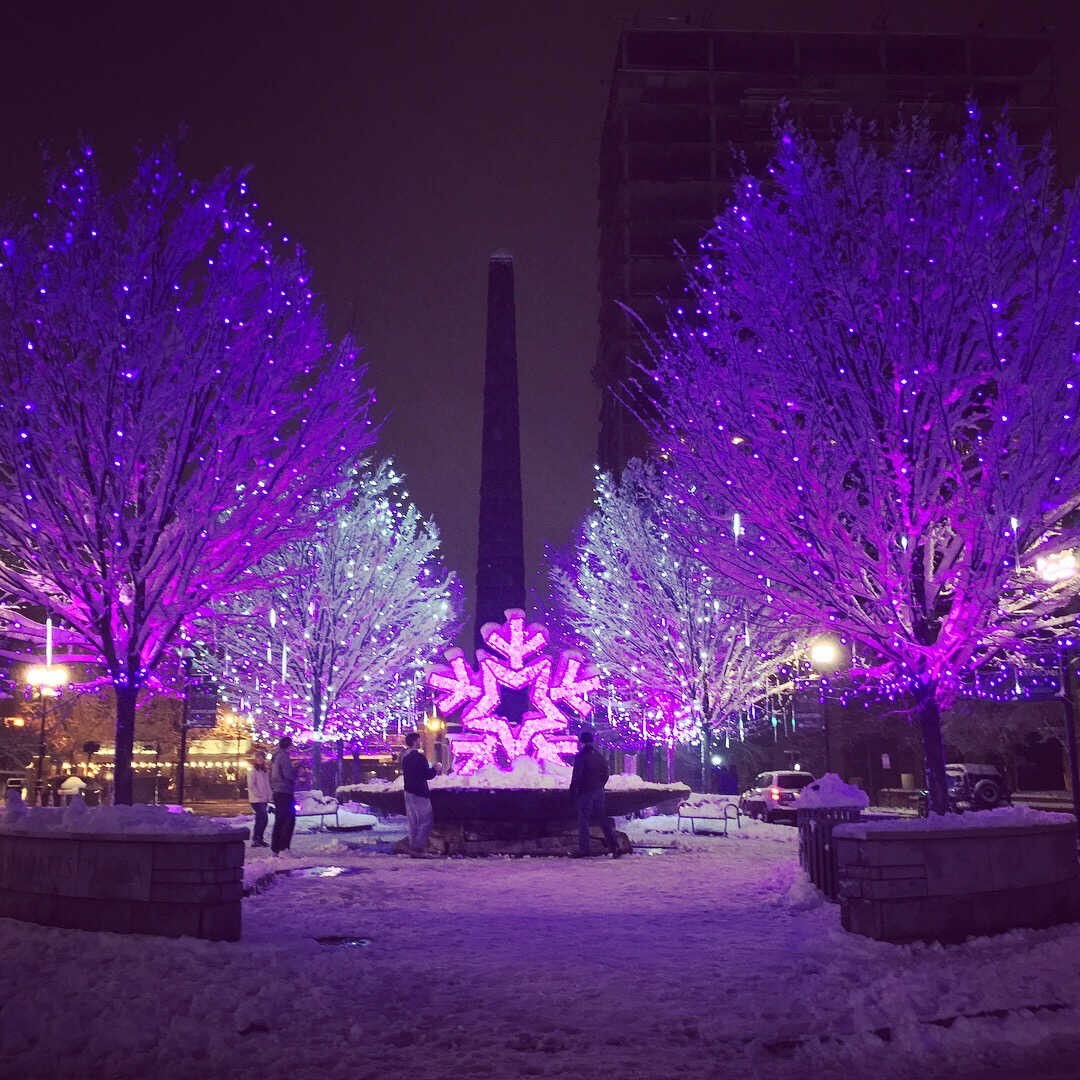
[764,859,827,912]
[607,772,687,792]
[433,756,570,789]
[0,800,245,836]
[337,776,402,796]
[295,790,338,815]
[838,804,1075,832]
[678,793,740,809]
[796,772,870,809]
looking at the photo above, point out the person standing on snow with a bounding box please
[247,748,272,849]
[402,731,441,857]
[569,729,621,858]
[270,736,296,856]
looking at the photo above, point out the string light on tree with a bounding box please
[205,459,461,783]
[549,460,798,785]
[644,110,1080,814]
[0,144,376,802]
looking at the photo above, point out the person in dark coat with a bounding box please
[568,729,621,858]
[402,731,441,857]
[269,736,296,856]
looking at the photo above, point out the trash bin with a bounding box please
[797,806,862,901]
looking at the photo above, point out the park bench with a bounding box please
[677,795,743,836]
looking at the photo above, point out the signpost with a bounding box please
[177,666,218,806]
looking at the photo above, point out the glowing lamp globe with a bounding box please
[809,640,840,670]
[1036,551,1078,584]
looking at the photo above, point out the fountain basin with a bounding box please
[336,780,690,856]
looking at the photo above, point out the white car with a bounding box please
[738,770,817,823]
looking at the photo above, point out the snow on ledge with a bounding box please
[835,804,1075,835]
[339,756,688,795]
[795,773,870,809]
[0,798,246,837]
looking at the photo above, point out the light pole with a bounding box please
[1036,551,1080,850]
[424,712,447,769]
[26,664,68,806]
[809,638,841,775]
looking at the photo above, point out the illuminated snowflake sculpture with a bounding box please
[427,609,601,776]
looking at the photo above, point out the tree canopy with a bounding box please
[0,145,376,801]
[644,112,1080,811]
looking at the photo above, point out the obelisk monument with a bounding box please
[474,252,526,719]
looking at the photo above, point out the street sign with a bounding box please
[185,675,218,729]
[792,689,824,731]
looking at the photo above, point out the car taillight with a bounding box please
[769,786,781,801]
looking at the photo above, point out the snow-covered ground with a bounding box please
[3,810,1080,1079]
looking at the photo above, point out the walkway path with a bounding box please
[2,823,1080,1078]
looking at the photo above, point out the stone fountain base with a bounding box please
[395,823,631,858]
[338,780,689,857]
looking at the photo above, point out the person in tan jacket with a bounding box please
[247,749,272,848]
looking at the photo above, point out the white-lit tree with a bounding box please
[0,146,375,802]
[643,112,1080,812]
[205,459,461,788]
[549,459,797,788]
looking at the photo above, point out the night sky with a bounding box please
[5,1,1078,646]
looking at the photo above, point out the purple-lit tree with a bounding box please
[206,459,461,787]
[549,460,796,788]
[0,146,375,803]
[643,113,1080,813]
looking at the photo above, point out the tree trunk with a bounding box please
[914,681,950,815]
[114,683,138,805]
[666,744,675,784]
[310,685,323,792]
[699,722,712,792]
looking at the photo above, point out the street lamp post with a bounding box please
[809,639,841,775]
[1036,551,1080,852]
[424,712,447,769]
[26,664,68,806]
[1057,659,1080,849]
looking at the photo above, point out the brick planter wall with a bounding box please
[0,828,247,941]
[834,819,1080,943]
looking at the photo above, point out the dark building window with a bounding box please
[628,185,717,222]
[628,145,711,182]
[628,221,705,258]
[625,31,709,70]
[639,75,710,106]
[629,256,682,295]
[712,32,795,74]
[626,109,711,144]
[886,37,966,76]
[800,35,881,76]
[972,38,1052,78]
[976,80,1025,108]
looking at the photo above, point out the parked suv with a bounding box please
[944,763,1011,812]
[739,770,817,823]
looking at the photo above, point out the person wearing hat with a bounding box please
[568,729,621,858]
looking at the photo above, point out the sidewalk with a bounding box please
[1013,791,1077,813]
